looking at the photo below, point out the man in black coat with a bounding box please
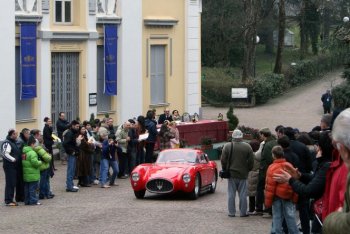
[158,108,173,124]
[321,90,332,114]
[56,112,70,140]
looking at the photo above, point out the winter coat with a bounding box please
[321,150,348,221]
[116,125,129,153]
[323,172,350,234]
[265,159,298,208]
[1,136,21,168]
[288,157,330,200]
[22,145,42,182]
[76,137,94,177]
[221,141,254,180]
[259,137,277,179]
[34,146,52,171]
[56,118,69,140]
[144,118,158,143]
[63,128,79,155]
[43,124,54,148]
[247,157,260,197]
[289,140,312,173]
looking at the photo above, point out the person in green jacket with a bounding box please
[323,108,350,233]
[22,136,42,205]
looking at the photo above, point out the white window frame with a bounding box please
[54,0,73,24]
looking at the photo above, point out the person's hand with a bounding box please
[126,136,131,141]
[273,170,292,183]
[336,207,343,212]
[77,135,84,140]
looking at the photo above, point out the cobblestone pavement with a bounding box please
[202,70,344,132]
[0,162,271,234]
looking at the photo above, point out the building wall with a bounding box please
[0,1,15,139]
[142,0,186,116]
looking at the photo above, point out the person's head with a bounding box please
[83,120,92,131]
[7,129,18,140]
[137,115,145,127]
[59,112,65,120]
[284,127,296,140]
[320,114,332,130]
[27,135,36,148]
[172,110,179,116]
[332,108,350,168]
[276,126,285,139]
[326,89,330,94]
[169,121,177,128]
[79,125,86,135]
[272,145,284,159]
[308,131,320,145]
[107,118,114,127]
[297,133,314,146]
[70,120,80,131]
[259,128,271,141]
[44,117,52,126]
[232,129,243,141]
[249,139,260,152]
[128,119,136,128]
[20,128,30,141]
[277,136,290,149]
[318,131,333,161]
[164,108,170,116]
[30,129,41,141]
[98,127,109,140]
[146,110,154,120]
[160,123,169,134]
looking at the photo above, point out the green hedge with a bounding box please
[202,51,346,105]
[332,82,350,109]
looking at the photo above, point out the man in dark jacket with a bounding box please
[15,128,30,202]
[323,108,350,234]
[255,128,277,216]
[2,129,21,206]
[221,129,254,217]
[56,112,70,165]
[158,108,173,124]
[321,90,332,114]
[145,110,158,163]
[63,120,80,192]
[277,136,301,168]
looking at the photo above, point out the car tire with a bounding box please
[209,170,217,193]
[190,173,201,200]
[134,190,146,199]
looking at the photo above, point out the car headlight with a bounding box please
[131,172,140,182]
[182,174,191,183]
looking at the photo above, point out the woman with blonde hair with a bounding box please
[169,121,180,148]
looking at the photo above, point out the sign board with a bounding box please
[231,88,248,98]
[89,93,97,106]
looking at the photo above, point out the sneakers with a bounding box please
[120,174,129,179]
[240,214,249,217]
[5,202,18,207]
[248,211,263,216]
[93,179,99,185]
[228,214,235,217]
[262,213,272,218]
[66,188,79,192]
[101,185,111,188]
[73,186,79,190]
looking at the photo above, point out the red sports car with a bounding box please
[130,148,218,199]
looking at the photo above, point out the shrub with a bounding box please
[237,125,260,140]
[332,82,350,109]
[226,105,239,131]
[253,73,285,104]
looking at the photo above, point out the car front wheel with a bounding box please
[189,173,201,200]
[134,190,146,199]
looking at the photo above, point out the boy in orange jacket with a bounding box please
[265,146,299,234]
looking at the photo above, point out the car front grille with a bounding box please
[146,178,174,193]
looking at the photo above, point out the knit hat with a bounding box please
[232,129,243,139]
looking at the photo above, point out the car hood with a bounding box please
[147,163,193,180]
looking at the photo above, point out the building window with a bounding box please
[150,45,166,105]
[15,47,33,120]
[97,46,111,112]
[55,0,72,23]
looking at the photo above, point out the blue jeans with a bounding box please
[227,178,248,216]
[39,169,50,197]
[100,159,119,186]
[66,155,77,190]
[271,198,299,234]
[24,181,39,205]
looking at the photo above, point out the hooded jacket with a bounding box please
[22,145,42,182]
[34,146,52,171]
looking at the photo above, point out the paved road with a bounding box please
[202,70,344,132]
[0,162,271,234]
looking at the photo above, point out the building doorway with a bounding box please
[51,52,79,127]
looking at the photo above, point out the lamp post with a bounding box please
[254,35,260,78]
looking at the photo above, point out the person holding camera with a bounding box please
[99,128,119,188]
[63,120,81,192]
[220,129,254,217]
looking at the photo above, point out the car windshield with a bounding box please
[157,150,197,163]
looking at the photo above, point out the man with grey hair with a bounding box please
[221,129,254,217]
[323,108,350,233]
[320,113,332,131]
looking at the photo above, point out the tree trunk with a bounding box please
[274,0,285,74]
[300,0,307,59]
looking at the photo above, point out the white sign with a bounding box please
[231,88,248,98]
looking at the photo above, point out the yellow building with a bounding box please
[0,0,202,137]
